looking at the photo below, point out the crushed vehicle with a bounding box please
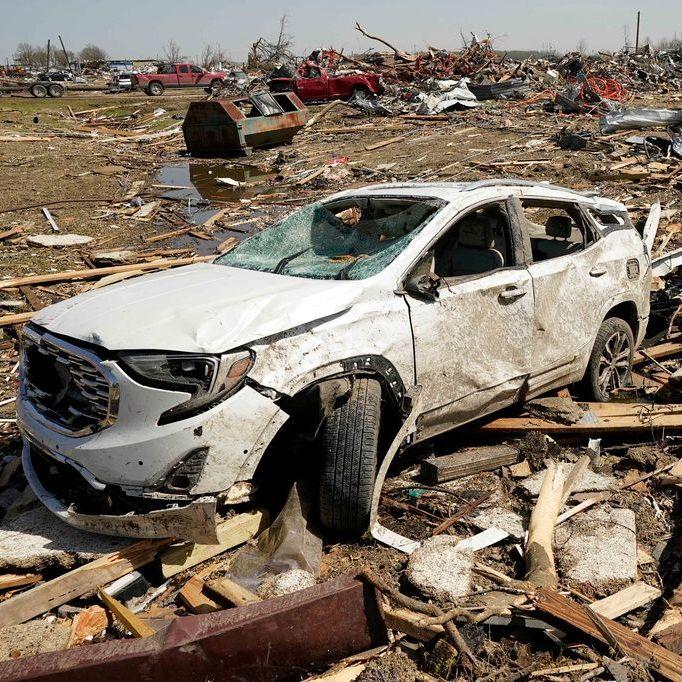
[16,180,653,542]
[133,62,228,96]
[268,61,383,102]
[183,91,308,156]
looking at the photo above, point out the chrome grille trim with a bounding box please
[20,327,119,436]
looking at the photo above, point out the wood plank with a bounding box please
[478,402,682,434]
[533,588,682,682]
[590,581,662,620]
[205,576,260,606]
[0,226,22,241]
[634,341,682,366]
[420,445,518,483]
[178,575,221,614]
[0,539,170,628]
[160,510,268,578]
[0,311,33,327]
[98,588,156,637]
[0,573,41,591]
[0,256,212,290]
[365,136,404,151]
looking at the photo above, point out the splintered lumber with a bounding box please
[98,588,156,638]
[205,576,260,606]
[365,136,404,151]
[0,255,212,290]
[524,457,589,589]
[0,574,41,591]
[160,510,268,578]
[305,99,344,128]
[590,581,662,620]
[0,226,22,241]
[634,340,682,365]
[178,576,221,614]
[41,207,60,233]
[533,588,682,682]
[0,311,33,328]
[431,491,491,536]
[143,226,192,243]
[0,539,170,628]
[478,402,682,434]
[421,445,518,483]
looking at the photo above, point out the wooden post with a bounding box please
[635,10,641,53]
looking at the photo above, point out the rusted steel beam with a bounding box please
[0,574,386,682]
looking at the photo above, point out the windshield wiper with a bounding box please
[335,254,369,280]
[273,247,312,274]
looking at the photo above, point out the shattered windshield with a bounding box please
[216,197,442,280]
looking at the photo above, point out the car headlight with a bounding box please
[118,350,254,424]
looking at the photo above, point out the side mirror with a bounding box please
[403,252,440,301]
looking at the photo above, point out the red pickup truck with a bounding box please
[269,63,383,102]
[133,63,228,96]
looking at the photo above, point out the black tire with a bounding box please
[209,79,223,93]
[47,83,64,98]
[30,83,48,98]
[320,377,381,535]
[147,81,164,96]
[582,317,634,401]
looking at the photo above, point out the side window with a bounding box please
[179,65,189,74]
[433,203,513,279]
[521,200,595,263]
[190,65,203,74]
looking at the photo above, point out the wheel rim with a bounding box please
[597,331,631,395]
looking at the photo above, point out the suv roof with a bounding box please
[337,179,625,212]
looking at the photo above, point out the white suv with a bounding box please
[17,180,652,541]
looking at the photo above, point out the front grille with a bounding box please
[22,329,117,435]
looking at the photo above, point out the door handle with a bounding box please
[589,265,607,277]
[499,286,527,301]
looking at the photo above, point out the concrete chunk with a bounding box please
[0,505,128,572]
[0,620,71,661]
[407,536,474,601]
[470,507,525,539]
[555,507,637,586]
[26,234,94,247]
[521,463,615,497]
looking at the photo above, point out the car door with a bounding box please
[404,198,534,441]
[177,64,192,87]
[190,64,206,85]
[298,66,328,100]
[521,197,618,384]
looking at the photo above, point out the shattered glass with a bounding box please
[216,199,441,280]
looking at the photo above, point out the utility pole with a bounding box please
[635,10,641,53]
[58,35,74,74]
[46,39,51,70]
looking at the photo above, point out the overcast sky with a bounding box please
[1,0,681,64]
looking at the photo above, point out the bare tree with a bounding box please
[576,39,588,55]
[163,39,183,62]
[14,42,36,66]
[80,44,108,63]
[199,44,228,69]
[246,14,297,70]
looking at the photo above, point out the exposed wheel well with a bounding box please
[604,301,639,341]
[250,371,402,488]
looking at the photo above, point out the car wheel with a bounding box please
[30,83,48,98]
[583,318,634,402]
[209,79,223,93]
[351,85,370,100]
[320,377,381,535]
[47,83,64,98]
[147,82,164,96]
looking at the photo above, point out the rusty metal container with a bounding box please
[183,92,309,157]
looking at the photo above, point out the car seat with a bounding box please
[449,214,505,276]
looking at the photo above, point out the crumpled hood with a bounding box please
[33,263,364,353]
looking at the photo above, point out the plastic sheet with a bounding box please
[599,107,682,133]
[226,481,322,592]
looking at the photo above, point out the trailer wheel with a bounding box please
[47,83,64,98]
[30,83,48,98]
[147,81,164,96]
